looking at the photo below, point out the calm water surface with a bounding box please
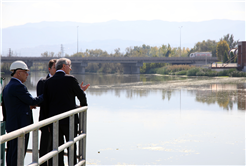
[1,72,245,165]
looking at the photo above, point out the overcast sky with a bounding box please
[0,0,245,28]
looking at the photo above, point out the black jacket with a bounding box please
[37,74,50,121]
[43,71,87,125]
[2,78,43,132]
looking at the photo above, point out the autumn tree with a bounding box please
[216,40,230,62]
[149,47,159,57]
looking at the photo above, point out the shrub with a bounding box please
[230,71,246,77]
[218,70,229,76]
[207,71,218,76]
[166,65,193,73]
[156,67,169,75]
[157,65,194,75]
[148,68,159,74]
[196,70,206,76]
[187,68,200,76]
[175,70,187,75]
[218,69,237,76]
[228,68,237,73]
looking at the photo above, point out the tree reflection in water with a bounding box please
[2,72,245,110]
[195,84,246,111]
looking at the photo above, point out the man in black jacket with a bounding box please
[36,59,56,166]
[43,58,89,165]
[2,61,43,166]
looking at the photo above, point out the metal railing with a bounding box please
[0,106,88,166]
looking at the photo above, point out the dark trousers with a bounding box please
[51,124,77,166]
[39,126,52,166]
[6,133,29,166]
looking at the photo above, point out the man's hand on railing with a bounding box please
[80,82,90,91]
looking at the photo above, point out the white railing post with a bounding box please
[69,115,74,166]
[32,129,39,164]
[0,106,88,166]
[53,121,58,165]
[17,134,25,166]
[82,110,87,165]
[79,112,83,161]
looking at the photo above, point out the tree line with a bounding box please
[1,33,239,74]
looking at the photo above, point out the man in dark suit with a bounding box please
[43,58,89,166]
[36,59,56,166]
[2,60,43,166]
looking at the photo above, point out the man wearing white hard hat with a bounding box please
[2,60,43,166]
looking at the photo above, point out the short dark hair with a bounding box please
[48,59,57,69]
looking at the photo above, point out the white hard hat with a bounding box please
[10,60,29,71]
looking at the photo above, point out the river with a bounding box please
[1,72,245,165]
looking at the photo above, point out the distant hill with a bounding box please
[2,19,245,56]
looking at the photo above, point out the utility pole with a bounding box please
[9,48,11,57]
[61,44,64,57]
[179,26,183,57]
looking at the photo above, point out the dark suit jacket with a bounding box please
[43,71,87,125]
[2,78,43,132]
[37,74,50,121]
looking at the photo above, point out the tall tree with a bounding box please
[220,34,239,49]
[166,44,172,57]
[216,40,230,62]
[125,47,132,57]
[223,51,229,63]
[41,51,49,57]
[187,48,194,57]
[193,39,217,56]
[159,45,168,57]
[114,48,121,57]
[149,47,159,57]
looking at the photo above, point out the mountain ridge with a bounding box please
[2,19,245,56]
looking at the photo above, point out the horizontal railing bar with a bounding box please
[58,141,74,153]
[75,159,86,166]
[74,133,86,143]
[25,148,82,158]
[0,106,88,143]
[38,133,86,165]
[40,142,75,165]
[27,162,38,166]
[38,150,57,165]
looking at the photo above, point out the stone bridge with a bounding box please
[1,56,219,74]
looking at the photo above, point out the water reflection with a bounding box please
[1,72,245,165]
[1,72,47,91]
[88,87,246,111]
[195,84,246,111]
[1,72,245,111]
